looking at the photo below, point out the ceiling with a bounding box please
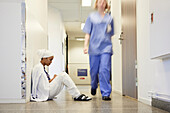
[48,0,96,40]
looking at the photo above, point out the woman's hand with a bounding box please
[49,74,57,83]
[84,46,88,54]
[54,74,57,78]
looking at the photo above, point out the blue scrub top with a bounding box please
[83,11,114,55]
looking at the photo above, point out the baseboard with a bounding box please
[152,98,170,112]
[0,99,26,103]
[138,97,151,105]
[113,90,122,95]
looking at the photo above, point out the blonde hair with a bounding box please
[94,0,109,10]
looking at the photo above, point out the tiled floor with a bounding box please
[0,85,168,113]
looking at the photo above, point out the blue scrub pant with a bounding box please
[89,53,112,97]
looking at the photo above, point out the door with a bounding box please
[121,0,137,99]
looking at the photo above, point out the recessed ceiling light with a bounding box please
[76,37,85,41]
[82,0,91,7]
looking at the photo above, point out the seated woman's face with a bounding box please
[44,56,54,66]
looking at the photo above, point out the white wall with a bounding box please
[150,0,170,59]
[137,0,170,105]
[111,0,170,105]
[0,1,25,103]
[48,5,66,76]
[25,0,48,102]
[137,0,153,104]
[111,0,122,94]
[68,40,90,84]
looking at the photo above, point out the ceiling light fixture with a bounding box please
[76,37,85,41]
[82,0,91,7]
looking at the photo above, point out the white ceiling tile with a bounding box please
[49,3,80,10]
[48,0,96,40]
[48,0,81,3]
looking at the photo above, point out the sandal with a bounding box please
[74,94,92,101]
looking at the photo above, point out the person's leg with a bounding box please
[59,72,81,98]
[99,53,112,98]
[49,75,65,99]
[50,72,81,98]
[49,72,91,101]
[89,55,100,90]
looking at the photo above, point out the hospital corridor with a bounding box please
[0,0,170,113]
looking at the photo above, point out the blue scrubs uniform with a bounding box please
[83,12,114,97]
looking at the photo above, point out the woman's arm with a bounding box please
[49,74,57,83]
[84,33,90,54]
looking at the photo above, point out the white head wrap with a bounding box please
[37,49,54,58]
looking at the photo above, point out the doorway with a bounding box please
[121,0,137,99]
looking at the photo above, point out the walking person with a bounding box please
[83,0,114,101]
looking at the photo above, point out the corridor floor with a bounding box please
[0,85,168,113]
